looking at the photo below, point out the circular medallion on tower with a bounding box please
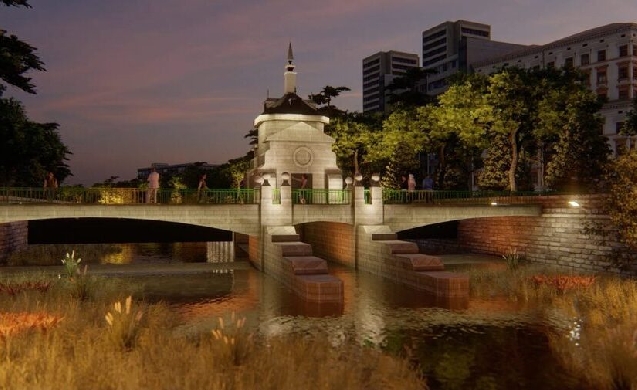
[293,146,313,167]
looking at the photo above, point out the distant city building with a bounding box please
[137,162,217,180]
[421,20,526,95]
[473,22,637,157]
[362,50,420,113]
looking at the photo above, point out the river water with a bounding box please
[4,242,581,389]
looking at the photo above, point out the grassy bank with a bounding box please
[468,264,637,389]
[0,272,426,390]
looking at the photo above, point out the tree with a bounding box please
[380,142,419,189]
[0,1,72,185]
[2,1,31,7]
[385,67,435,109]
[537,86,610,192]
[478,133,510,190]
[431,77,494,189]
[0,28,45,94]
[373,108,430,186]
[0,98,71,185]
[585,149,637,270]
[621,97,637,138]
[308,85,350,117]
[328,112,382,177]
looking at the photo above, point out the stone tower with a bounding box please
[248,43,342,191]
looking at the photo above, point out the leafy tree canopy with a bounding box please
[0,1,72,185]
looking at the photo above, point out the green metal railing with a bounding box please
[0,187,258,205]
[0,186,559,206]
[292,189,351,204]
[382,189,557,205]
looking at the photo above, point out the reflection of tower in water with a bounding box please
[206,241,234,264]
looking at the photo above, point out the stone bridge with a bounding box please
[0,186,541,235]
[0,184,543,304]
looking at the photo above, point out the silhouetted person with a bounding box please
[400,175,408,203]
[147,168,159,203]
[293,174,308,203]
[197,174,207,203]
[44,171,58,201]
[422,175,434,203]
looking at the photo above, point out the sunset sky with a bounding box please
[2,0,636,186]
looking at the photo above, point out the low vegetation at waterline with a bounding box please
[0,273,426,390]
[468,264,637,390]
[2,244,122,266]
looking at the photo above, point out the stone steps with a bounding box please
[362,225,469,299]
[270,231,343,303]
[382,240,420,255]
[393,254,445,272]
[283,256,329,275]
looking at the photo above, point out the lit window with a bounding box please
[596,70,607,84]
[598,50,606,62]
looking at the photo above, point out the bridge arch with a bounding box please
[0,204,261,236]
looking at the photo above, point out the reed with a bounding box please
[469,264,637,389]
[0,273,427,390]
[548,277,637,390]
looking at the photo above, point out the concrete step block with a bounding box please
[292,274,344,303]
[283,256,329,275]
[415,271,469,298]
[383,240,419,254]
[276,242,313,257]
[395,254,445,271]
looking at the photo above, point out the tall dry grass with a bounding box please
[548,277,637,390]
[466,264,569,302]
[468,264,637,390]
[0,273,427,390]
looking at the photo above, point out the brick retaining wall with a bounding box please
[298,221,355,267]
[0,221,28,262]
[457,195,620,273]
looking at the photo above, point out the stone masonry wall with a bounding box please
[247,234,261,270]
[0,221,28,262]
[298,222,355,267]
[457,195,617,273]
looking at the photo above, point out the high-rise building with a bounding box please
[362,50,420,113]
[421,20,526,95]
[473,22,637,157]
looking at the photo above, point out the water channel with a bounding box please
[3,241,583,389]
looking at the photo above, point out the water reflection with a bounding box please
[11,242,581,389]
[98,242,234,264]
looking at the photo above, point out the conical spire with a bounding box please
[284,42,297,94]
[287,42,294,64]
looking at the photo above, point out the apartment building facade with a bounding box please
[362,50,420,113]
[421,20,527,96]
[473,22,637,156]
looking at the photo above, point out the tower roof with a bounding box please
[262,92,318,115]
[261,43,319,115]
